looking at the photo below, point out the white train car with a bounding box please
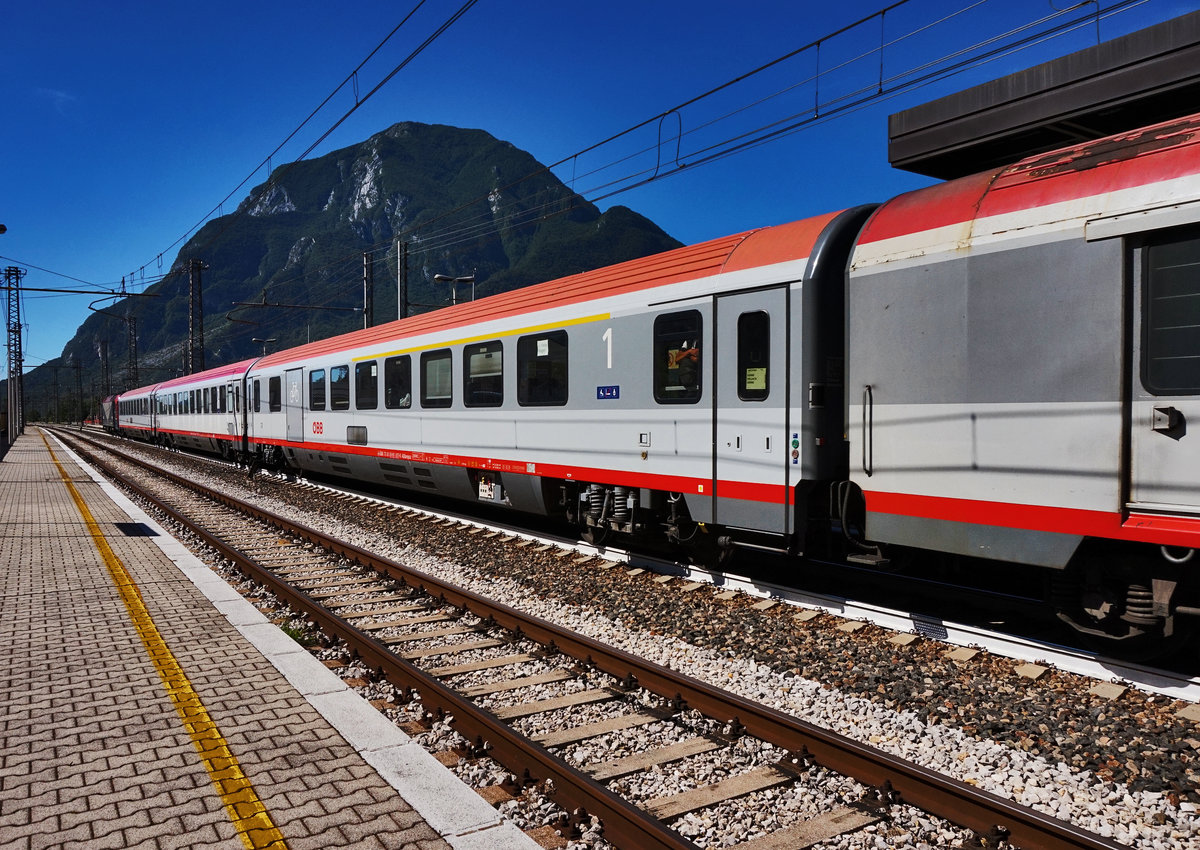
[150,360,256,456]
[244,207,874,555]
[114,384,157,440]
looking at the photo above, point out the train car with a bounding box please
[99,395,119,433]
[244,206,875,558]
[115,384,156,441]
[151,360,256,456]
[847,113,1200,644]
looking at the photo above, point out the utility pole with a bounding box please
[363,252,374,329]
[73,360,82,426]
[187,258,208,374]
[397,240,409,320]
[5,265,25,443]
[126,315,139,389]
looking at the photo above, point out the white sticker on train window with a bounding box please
[537,338,549,357]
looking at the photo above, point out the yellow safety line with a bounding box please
[41,433,288,850]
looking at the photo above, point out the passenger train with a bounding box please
[107,112,1200,651]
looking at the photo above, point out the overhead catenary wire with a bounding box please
[104,0,1147,345]
[255,0,1140,305]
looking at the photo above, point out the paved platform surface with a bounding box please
[0,430,538,850]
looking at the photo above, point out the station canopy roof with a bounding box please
[888,11,1200,179]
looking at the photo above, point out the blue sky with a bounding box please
[2,0,1193,368]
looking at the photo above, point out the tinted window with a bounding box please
[1145,229,1200,394]
[464,341,503,407]
[268,376,282,412]
[518,330,567,406]
[330,365,349,410]
[421,349,452,408]
[309,370,326,410]
[253,380,261,413]
[737,311,770,401]
[356,360,378,410]
[654,310,702,403]
[384,355,412,409]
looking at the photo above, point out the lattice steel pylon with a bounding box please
[126,314,138,389]
[5,266,25,443]
[187,258,208,374]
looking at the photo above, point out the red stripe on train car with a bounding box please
[865,491,1200,549]
[159,427,238,442]
[249,437,791,505]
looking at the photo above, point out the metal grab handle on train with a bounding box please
[862,384,873,477]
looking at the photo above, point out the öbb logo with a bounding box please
[312,421,324,435]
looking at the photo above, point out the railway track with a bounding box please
[49,426,1140,850]
[80,424,1200,702]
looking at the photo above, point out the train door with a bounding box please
[714,287,789,532]
[1128,227,1200,516]
[285,368,305,443]
[225,381,238,441]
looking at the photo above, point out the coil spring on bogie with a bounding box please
[1125,584,1157,625]
[587,484,605,521]
[612,486,630,523]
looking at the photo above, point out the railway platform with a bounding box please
[0,429,538,850]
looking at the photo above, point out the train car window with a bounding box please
[517,330,568,406]
[654,310,703,403]
[253,380,261,413]
[464,341,503,407]
[1144,229,1200,394]
[309,369,326,410]
[421,349,452,408]
[330,365,350,410]
[356,360,379,410]
[737,311,770,401]
[384,355,412,409]
[268,376,282,412]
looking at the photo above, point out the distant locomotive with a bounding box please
[112,112,1200,651]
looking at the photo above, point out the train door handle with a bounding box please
[862,385,874,477]
[1152,406,1185,438]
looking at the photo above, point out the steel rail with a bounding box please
[68,437,697,850]
[70,432,1129,850]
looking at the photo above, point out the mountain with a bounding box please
[17,122,682,420]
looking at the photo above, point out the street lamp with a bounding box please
[433,273,476,306]
[252,337,276,356]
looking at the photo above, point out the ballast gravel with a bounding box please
[112,445,1199,849]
